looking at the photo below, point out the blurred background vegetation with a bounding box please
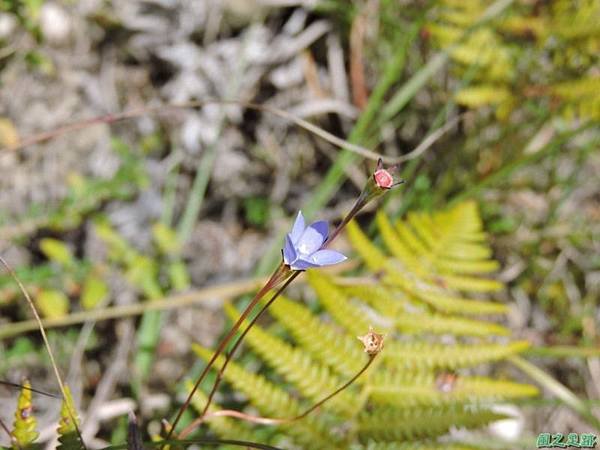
[0,0,598,448]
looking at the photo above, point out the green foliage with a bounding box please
[11,380,39,449]
[426,0,600,120]
[192,345,337,450]
[243,197,270,228]
[80,274,108,310]
[357,405,506,441]
[7,382,85,450]
[189,202,536,448]
[56,386,84,450]
[39,239,74,268]
[0,139,147,242]
[35,289,69,319]
[0,141,149,319]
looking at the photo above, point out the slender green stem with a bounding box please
[176,127,223,244]
[509,355,600,431]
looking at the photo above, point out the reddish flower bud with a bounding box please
[373,169,394,189]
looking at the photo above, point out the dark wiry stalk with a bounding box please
[199,272,300,419]
[0,380,61,399]
[178,271,301,438]
[172,159,402,439]
[185,193,374,432]
[165,263,292,441]
[182,354,377,431]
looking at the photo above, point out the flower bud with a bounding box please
[373,168,394,189]
[357,326,385,355]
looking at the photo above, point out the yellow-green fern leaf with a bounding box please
[433,274,503,293]
[224,304,355,415]
[383,340,530,370]
[375,211,423,274]
[358,405,507,441]
[308,272,374,336]
[454,85,513,108]
[350,204,508,316]
[185,380,257,446]
[395,312,509,336]
[369,374,538,407]
[11,380,39,449]
[267,295,367,377]
[339,283,408,318]
[346,221,388,271]
[380,274,506,316]
[550,76,600,121]
[192,344,338,449]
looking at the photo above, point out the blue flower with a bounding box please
[283,211,347,271]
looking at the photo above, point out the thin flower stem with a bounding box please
[174,160,396,439]
[326,191,369,245]
[165,263,291,441]
[182,354,377,431]
[178,271,301,438]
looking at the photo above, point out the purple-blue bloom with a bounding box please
[283,211,347,271]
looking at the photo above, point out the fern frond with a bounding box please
[375,211,423,274]
[339,283,407,318]
[193,200,537,447]
[307,272,374,336]
[349,204,508,317]
[11,380,39,449]
[369,374,538,406]
[395,312,509,336]
[345,221,388,271]
[192,344,339,449]
[185,380,258,445]
[360,441,482,450]
[267,295,367,377]
[56,386,84,450]
[223,304,355,416]
[383,340,529,370]
[358,405,507,441]
[342,281,507,336]
[384,280,508,315]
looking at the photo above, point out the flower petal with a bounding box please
[289,211,305,244]
[290,258,320,271]
[283,234,297,266]
[308,249,347,266]
[308,220,329,242]
[297,223,327,255]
